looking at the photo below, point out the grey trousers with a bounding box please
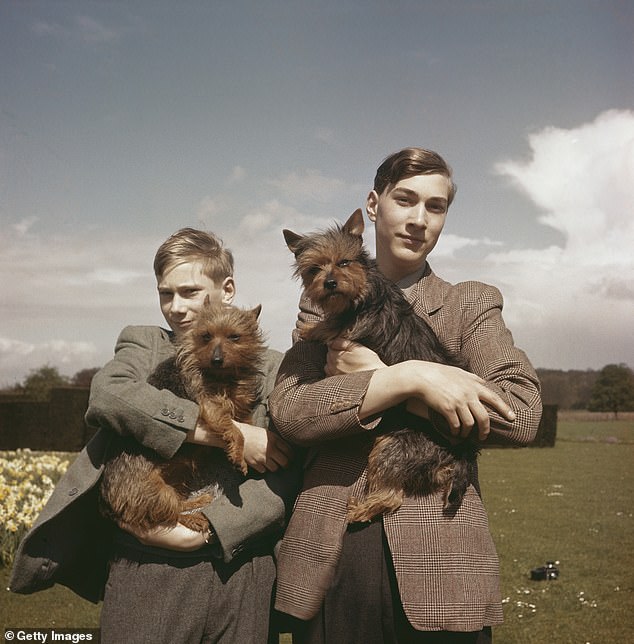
[290,520,493,644]
[101,539,276,644]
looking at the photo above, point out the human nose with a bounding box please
[409,204,427,227]
[170,294,187,313]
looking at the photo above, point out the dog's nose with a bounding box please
[324,278,338,290]
[212,345,224,365]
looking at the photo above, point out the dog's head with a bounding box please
[283,209,371,316]
[178,301,264,376]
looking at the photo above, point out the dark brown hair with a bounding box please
[373,147,457,205]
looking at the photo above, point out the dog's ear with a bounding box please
[249,304,262,320]
[342,209,365,237]
[283,229,304,254]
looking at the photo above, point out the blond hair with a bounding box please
[153,228,234,283]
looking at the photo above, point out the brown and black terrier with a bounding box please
[283,209,479,522]
[100,301,265,533]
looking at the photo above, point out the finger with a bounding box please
[272,435,294,459]
[249,461,266,474]
[267,445,290,469]
[480,389,516,422]
[456,406,476,438]
[470,403,491,440]
[267,430,293,457]
[444,410,461,435]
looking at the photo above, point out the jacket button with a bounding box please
[161,408,170,416]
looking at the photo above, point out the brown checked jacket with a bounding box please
[269,264,542,632]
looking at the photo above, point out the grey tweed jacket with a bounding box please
[10,325,298,603]
[269,264,542,632]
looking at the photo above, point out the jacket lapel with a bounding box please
[408,263,448,319]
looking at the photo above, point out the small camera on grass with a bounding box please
[530,561,559,581]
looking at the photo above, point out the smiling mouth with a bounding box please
[400,235,424,244]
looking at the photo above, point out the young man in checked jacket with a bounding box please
[269,147,542,643]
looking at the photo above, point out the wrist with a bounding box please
[187,423,225,447]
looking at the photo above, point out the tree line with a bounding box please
[2,363,634,417]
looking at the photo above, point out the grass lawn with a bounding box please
[479,414,634,643]
[2,414,633,642]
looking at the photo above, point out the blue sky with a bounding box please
[1,0,633,385]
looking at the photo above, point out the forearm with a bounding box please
[270,340,378,446]
[433,284,542,445]
[85,327,199,458]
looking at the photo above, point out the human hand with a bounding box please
[325,338,387,376]
[406,361,515,441]
[120,521,212,551]
[234,422,294,473]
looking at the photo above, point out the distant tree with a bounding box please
[71,367,100,388]
[536,368,598,410]
[588,364,634,418]
[20,365,70,401]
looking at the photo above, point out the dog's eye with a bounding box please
[228,334,241,342]
[201,333,212,343]
[337,259,351,267]
[307,266,320,276]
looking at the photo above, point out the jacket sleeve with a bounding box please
[269,294,378,446]
[84,326,199,459]
[430,282,542,446]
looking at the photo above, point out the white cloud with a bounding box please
[74,16,118,43]
[495,109,634,261]
[472,109,634,369]
[0,227,162,384]
[0,337,100,387]
[228,165,246,182]
[31,16,119,44]
[13,217,38,236]
[314,127,339,146]
[433,233,503,257]
[268,169,354,204]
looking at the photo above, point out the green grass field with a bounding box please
[2,414,633,642]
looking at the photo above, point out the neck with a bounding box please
[376,257,426,284]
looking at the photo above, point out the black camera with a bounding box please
[530,561,559,581]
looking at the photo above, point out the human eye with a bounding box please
[427,199,447,214]
[392,191,414,206]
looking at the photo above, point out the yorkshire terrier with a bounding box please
[283,209,479,522]
[100,301,265,533]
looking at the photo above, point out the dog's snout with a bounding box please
[324,277,338,290]
[212,344,224,365]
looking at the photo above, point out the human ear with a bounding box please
[366,190,379,222]
[220,276,236,303]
